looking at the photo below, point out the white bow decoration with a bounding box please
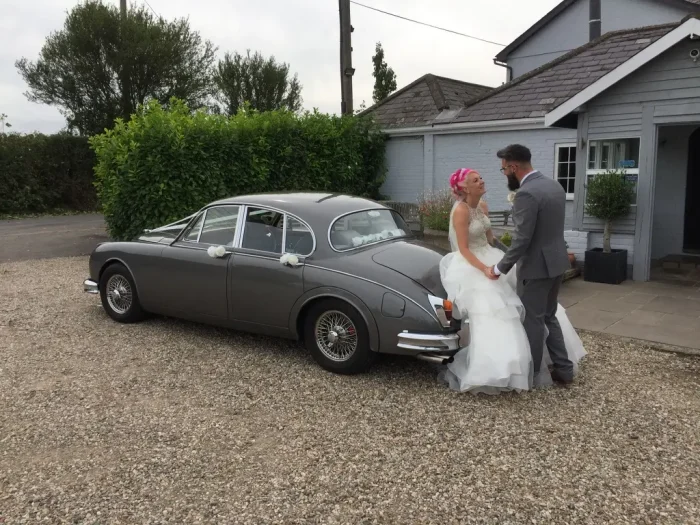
[280,253,301,267]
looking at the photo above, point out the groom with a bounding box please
[488,144,574,385]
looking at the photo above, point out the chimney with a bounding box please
[589,0,601,41]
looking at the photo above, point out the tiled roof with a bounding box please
[360,74,493,129]
[496,0,700,62]
[450,22,678,124]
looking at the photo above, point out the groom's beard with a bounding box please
[507,174,520,191]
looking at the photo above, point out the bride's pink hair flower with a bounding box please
[449,168,477,197]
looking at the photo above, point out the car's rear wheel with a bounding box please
[99,263,147,323]
[304,299,376,374]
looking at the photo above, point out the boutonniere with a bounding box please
[507,191,517,204]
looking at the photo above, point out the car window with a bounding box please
[329,209,411,251]
[241,207,284,253]
[198,206,240,246]
[284,215,314,256]
[182,213,204,242]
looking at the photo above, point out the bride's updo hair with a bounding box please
[449,168,477,198]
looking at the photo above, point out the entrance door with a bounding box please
[684,128,700,253]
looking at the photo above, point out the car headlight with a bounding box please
[427,294,453,328]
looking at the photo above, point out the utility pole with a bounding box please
[339,0,354,115]
[120,0,132,120]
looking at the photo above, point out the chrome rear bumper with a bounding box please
[397,331,461,352]
[84,278,99,294]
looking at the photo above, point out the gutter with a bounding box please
[382,117,545,137]
[493,59,513,83]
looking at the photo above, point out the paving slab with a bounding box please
[561,277,700,350]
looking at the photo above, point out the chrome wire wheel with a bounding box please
[314,310,358,362]
[106,274,133,315]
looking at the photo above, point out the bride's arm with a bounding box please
[453,203,490,273]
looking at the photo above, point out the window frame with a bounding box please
[554,143,577,201]
[236,205,317,258]
[327,207,413,253]
[197,205,242,247]
[585,137,641,207]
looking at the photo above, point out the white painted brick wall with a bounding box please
[565,230,589,259]
[432,129,575,213]
[588,232,635,264]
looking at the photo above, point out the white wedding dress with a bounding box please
[438,201,586,395]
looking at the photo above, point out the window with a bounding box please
[587,138,639,170]
[241,207,284,253]
[586,138,640,205]
[182,213,204,242]
[330,209,411,251]
[198,206,240,246]
[284,215,314,256]
[555,144,577,199]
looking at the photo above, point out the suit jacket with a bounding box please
[496,171,570,280]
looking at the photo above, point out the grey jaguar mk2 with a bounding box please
[83,193,464,374]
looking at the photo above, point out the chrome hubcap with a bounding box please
[315,311,358,362]
[106,275,132,315]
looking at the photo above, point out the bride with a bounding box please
[438,168,586,394]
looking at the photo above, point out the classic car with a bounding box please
[83,192,464,374]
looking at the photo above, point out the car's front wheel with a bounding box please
[99,263,147,323]
[304,299,376,374]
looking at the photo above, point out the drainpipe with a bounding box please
[589,0,601,41]
[493,59,513,83]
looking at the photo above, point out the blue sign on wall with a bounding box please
[619,160,636,168]
[625,174,638,182]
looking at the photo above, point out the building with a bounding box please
[365,2,700,282]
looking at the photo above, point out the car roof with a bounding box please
[208,192,387,219]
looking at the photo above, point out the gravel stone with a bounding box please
[1,256,699,524]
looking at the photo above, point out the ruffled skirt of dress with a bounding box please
[438,245,587,394]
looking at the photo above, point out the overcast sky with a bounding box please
[0,0,561,134]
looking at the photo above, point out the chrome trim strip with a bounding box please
[196,208,207,243]
[327,206,414,254]
[305,264,438,323]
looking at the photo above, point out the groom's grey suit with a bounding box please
[495,171,574,380]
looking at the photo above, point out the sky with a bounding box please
[0,0,561,134]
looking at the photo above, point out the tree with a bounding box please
[214,50,302,115]
[0,113,11,134]
[372,42,397,104]
[15,0,217,136]
[584,170,635,252]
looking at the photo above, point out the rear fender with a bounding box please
[290,287,380,352]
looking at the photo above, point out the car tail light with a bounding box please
[442,299,453,321]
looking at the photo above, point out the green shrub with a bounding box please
[500,231,512,247]
[0,133,97,214]
[584,170,635,252]
[417,188,453,232]
[90,99,388,241]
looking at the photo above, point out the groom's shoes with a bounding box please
[551,369,574,386]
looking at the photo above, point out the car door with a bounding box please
[157,205,241,321]
[229,206,311,330]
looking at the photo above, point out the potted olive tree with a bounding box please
[583,170,635,284]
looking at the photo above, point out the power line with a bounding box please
[349,1,505,47]
[142,0,160,19]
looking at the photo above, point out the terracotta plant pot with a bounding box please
[568,252,576,267]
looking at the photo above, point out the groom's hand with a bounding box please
[483,266,498,280]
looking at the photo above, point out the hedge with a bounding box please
[0,133,97,214]
[90,99,388,241]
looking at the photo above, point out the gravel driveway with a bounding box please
[1,256,699,524]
